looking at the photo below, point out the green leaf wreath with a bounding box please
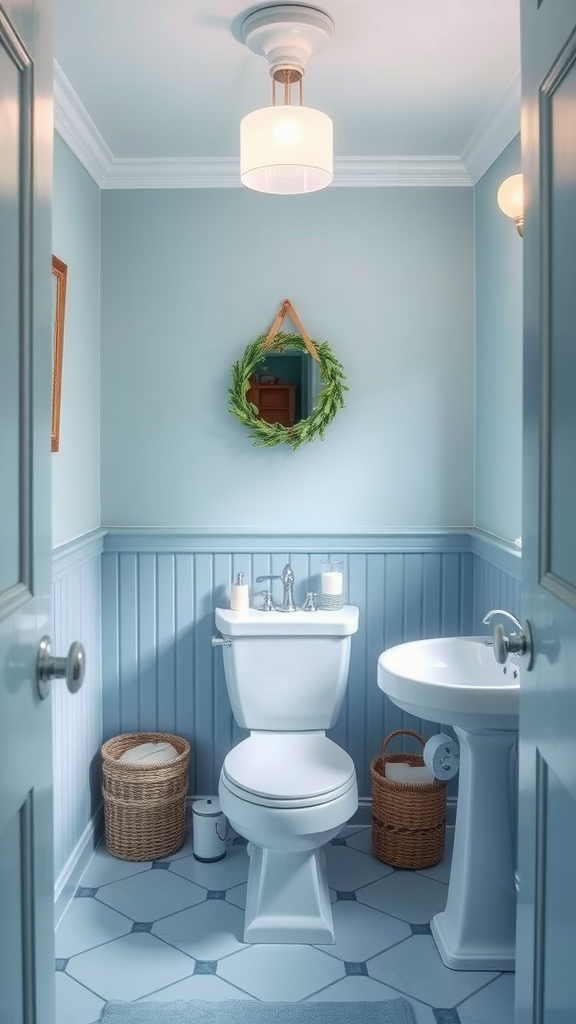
[228,331,348,449]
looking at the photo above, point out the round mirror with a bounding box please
[229,331,348,449]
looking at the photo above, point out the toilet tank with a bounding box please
[214,606,359,731]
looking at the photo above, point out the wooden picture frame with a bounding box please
[51,255,67,452]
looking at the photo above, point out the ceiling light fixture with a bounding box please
[497,174,524,236]
[240,4,334,195]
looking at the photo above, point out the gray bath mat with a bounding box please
[98,997,415,1024]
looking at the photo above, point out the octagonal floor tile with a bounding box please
[55,896,132,958]
[97,866,206,921]
[324,844,394,891]
[141,974,256,1002]
[306,976,436,1024]
[153,899,246,960]
[169,844,248,890]
[315,900,410,961]
[368,935,498,1007]
[66,932,195,1001]
[225,883,246,910]
[55,971,104,1024]
[218,944,345,1001]
[345,828,375,856]
[357,871,448,923]
[458,973,515,1024]
[79,845,152,888]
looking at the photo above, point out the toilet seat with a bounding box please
[222,732,355,809]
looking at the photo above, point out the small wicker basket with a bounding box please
[101,732,190,861]
[370,728,447,869]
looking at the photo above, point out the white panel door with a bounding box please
[517,2,576,1021]
[0,1,54,1022]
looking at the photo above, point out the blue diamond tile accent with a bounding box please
[193,961,218,975]
[335,891,357,901]
[433,1010,461,1024]
[151,861,171,870]
[206,890,226,900]
[55,958,68,972]
[344,962,369,976]
[331,837,347,846]
[411,922,432,935]
[75,886,98,898]
[131,922,153,933]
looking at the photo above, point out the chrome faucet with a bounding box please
[482,609,523,632]
[255,563,297,613]
[482,608,532,667]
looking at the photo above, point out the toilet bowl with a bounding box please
[219,733,357,943]
[214,604,359,943]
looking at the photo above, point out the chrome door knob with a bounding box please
[492,620,534,670]
[36,635,86,700]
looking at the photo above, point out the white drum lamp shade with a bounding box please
[240,104,333,194]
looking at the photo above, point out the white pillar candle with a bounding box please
[322,571,343,596]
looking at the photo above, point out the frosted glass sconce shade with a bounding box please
[240,105,333,194]
[497,173,524,236]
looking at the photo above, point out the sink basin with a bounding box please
[378,635,519,730]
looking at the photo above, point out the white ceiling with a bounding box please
[53,0,521,188]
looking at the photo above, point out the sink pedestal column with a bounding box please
[431,726,517,972]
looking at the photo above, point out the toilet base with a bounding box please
[244,843,334,943]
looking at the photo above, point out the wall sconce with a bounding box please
[239,5,334,195]
[497,173,524,237]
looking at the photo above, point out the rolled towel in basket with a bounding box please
[119,741,179,764]
[385,762,435,785]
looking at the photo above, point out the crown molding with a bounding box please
[461,66,521,185]
[101,154,471,189]
[55,59,523,190]
[333,157,470,187]
[53,61,113,187]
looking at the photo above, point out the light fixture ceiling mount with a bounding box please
[240,5,335,195]
[241,4,334,80]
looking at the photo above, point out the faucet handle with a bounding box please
[302,592,318,612]
[260,590,274,612]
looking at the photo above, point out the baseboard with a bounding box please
[345,795,457,831]
[57,796,456,902]
[54,805,103,927]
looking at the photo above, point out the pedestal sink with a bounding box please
[378,636,519,972]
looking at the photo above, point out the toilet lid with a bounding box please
[222,733,355,803]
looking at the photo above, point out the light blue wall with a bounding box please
[474,137,522,542]
[52,136,101,548]
[100,187,474,530]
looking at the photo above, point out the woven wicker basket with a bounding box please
[370,728,447,870]
[101,732,190,861]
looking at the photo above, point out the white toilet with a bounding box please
[214,604,359,943]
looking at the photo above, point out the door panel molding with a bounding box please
[533,748,548,1024]
[0,8,33,608]
[539,30,576,605]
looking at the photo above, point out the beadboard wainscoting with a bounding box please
[100,531,483,802]
[52,531,104,919]
[50,528,520,902]
[471,530,522,625]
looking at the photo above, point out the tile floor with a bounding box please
[55,823,515,1024]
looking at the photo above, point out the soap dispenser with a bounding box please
[230,572,249,612]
